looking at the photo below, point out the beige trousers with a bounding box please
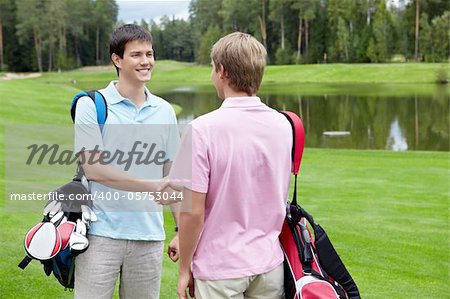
[194,263,284,299]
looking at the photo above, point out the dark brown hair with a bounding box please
[109,24,153,75]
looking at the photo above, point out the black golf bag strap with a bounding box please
[18,256,32,269]
[309,270,347,299]
[73,164,84,181]
[293,174,298,206]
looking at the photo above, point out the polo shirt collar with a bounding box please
[221,96,263,108]
[103,81,157,108]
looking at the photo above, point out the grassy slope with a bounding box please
[29,61,450,96]
[0,63,449,298]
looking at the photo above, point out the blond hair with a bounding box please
[211,32,267,95]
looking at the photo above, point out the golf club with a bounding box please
[81,213,90,229]
[81,205,97,222]
[48,202,62,219]
[76,219,87,236]
[75,219,82,234]
[42,200,57,221]
[69,232,89,253]
[50,211,65,226]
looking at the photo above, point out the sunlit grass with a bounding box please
[0,63,448,298]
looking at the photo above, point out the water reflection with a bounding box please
[160,85,449,151]
[386,118,408,151]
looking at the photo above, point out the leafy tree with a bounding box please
[367,37,378,62]
[0,0,16,70]
[45,0,68,71]
[189,0,223,61]
[16,0,47,72]
[275,42,293,65]
[403,0,447,61]
[371,0,393,62]
[335,16,350,61]
[430,11,450,61]
[390,2,409,58]
[93,0,118,65]
[418,13,432,61]
[0,0,6,69]
[269,0,290,50]
[291,0,317,63]
[149,20,164,60]
[189,0,223,34]
[159,17,195,61]
[197,25,221,64]
[306,1,327,63]
[220,0,260,34]
[327,0,352,62]
[65,0,93,67]
[356,26,372,62]
[258,0,268,50]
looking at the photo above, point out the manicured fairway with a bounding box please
[0,63,448,298]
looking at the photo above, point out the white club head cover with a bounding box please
[75,219,87,236]
[81,205,97,223]
[69,232,89,253]
[50,211,64,226]
[43,200,57,219]
[49,202,62,219]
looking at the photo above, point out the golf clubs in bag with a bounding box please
[18,166,96,289]
[18,91,105,289]
[279,111,361,299]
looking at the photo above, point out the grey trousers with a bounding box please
[74,235,164,299]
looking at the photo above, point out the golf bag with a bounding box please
[18,167,96,289]
[279,111,361,299]
[18,91,106,289]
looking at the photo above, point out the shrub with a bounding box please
[435,66,449,84]
[275,47,293,65]
[390,54,406,63]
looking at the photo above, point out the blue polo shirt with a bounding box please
[74,81,179,240]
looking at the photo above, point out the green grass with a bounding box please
[31,61,450,96]
[0,63,449,298]
[1,149,448,298]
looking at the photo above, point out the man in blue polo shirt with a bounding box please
[73,24,180,299]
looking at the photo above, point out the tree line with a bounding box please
[185,0,449,64]
[0,0,448,72]
[0,0,118,72]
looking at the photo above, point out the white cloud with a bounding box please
[117,0,190,24]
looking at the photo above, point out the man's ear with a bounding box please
[111,53,121,70]
[218,64,228,79]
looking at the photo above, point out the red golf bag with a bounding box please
[279,111,361,299]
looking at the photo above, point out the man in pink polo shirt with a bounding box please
[170,32,292,298]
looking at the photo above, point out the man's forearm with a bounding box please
[178,189,205,273]
[80,151,162,192]
[170,202,181,227]
[179,211,203,272]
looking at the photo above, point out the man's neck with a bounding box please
[222,85,254,99]
[115,79,147,107]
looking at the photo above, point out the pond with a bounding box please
[159,83,449,152]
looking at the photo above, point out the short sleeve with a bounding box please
[169,125,210,193]
[74,96,104,155]
[164,108,180,162]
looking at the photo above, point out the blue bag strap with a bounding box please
[70,91,108,132]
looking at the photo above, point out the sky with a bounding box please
[116,0,407,24]
[117,0,191,24]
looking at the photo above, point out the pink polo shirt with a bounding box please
[171,97,292,280]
